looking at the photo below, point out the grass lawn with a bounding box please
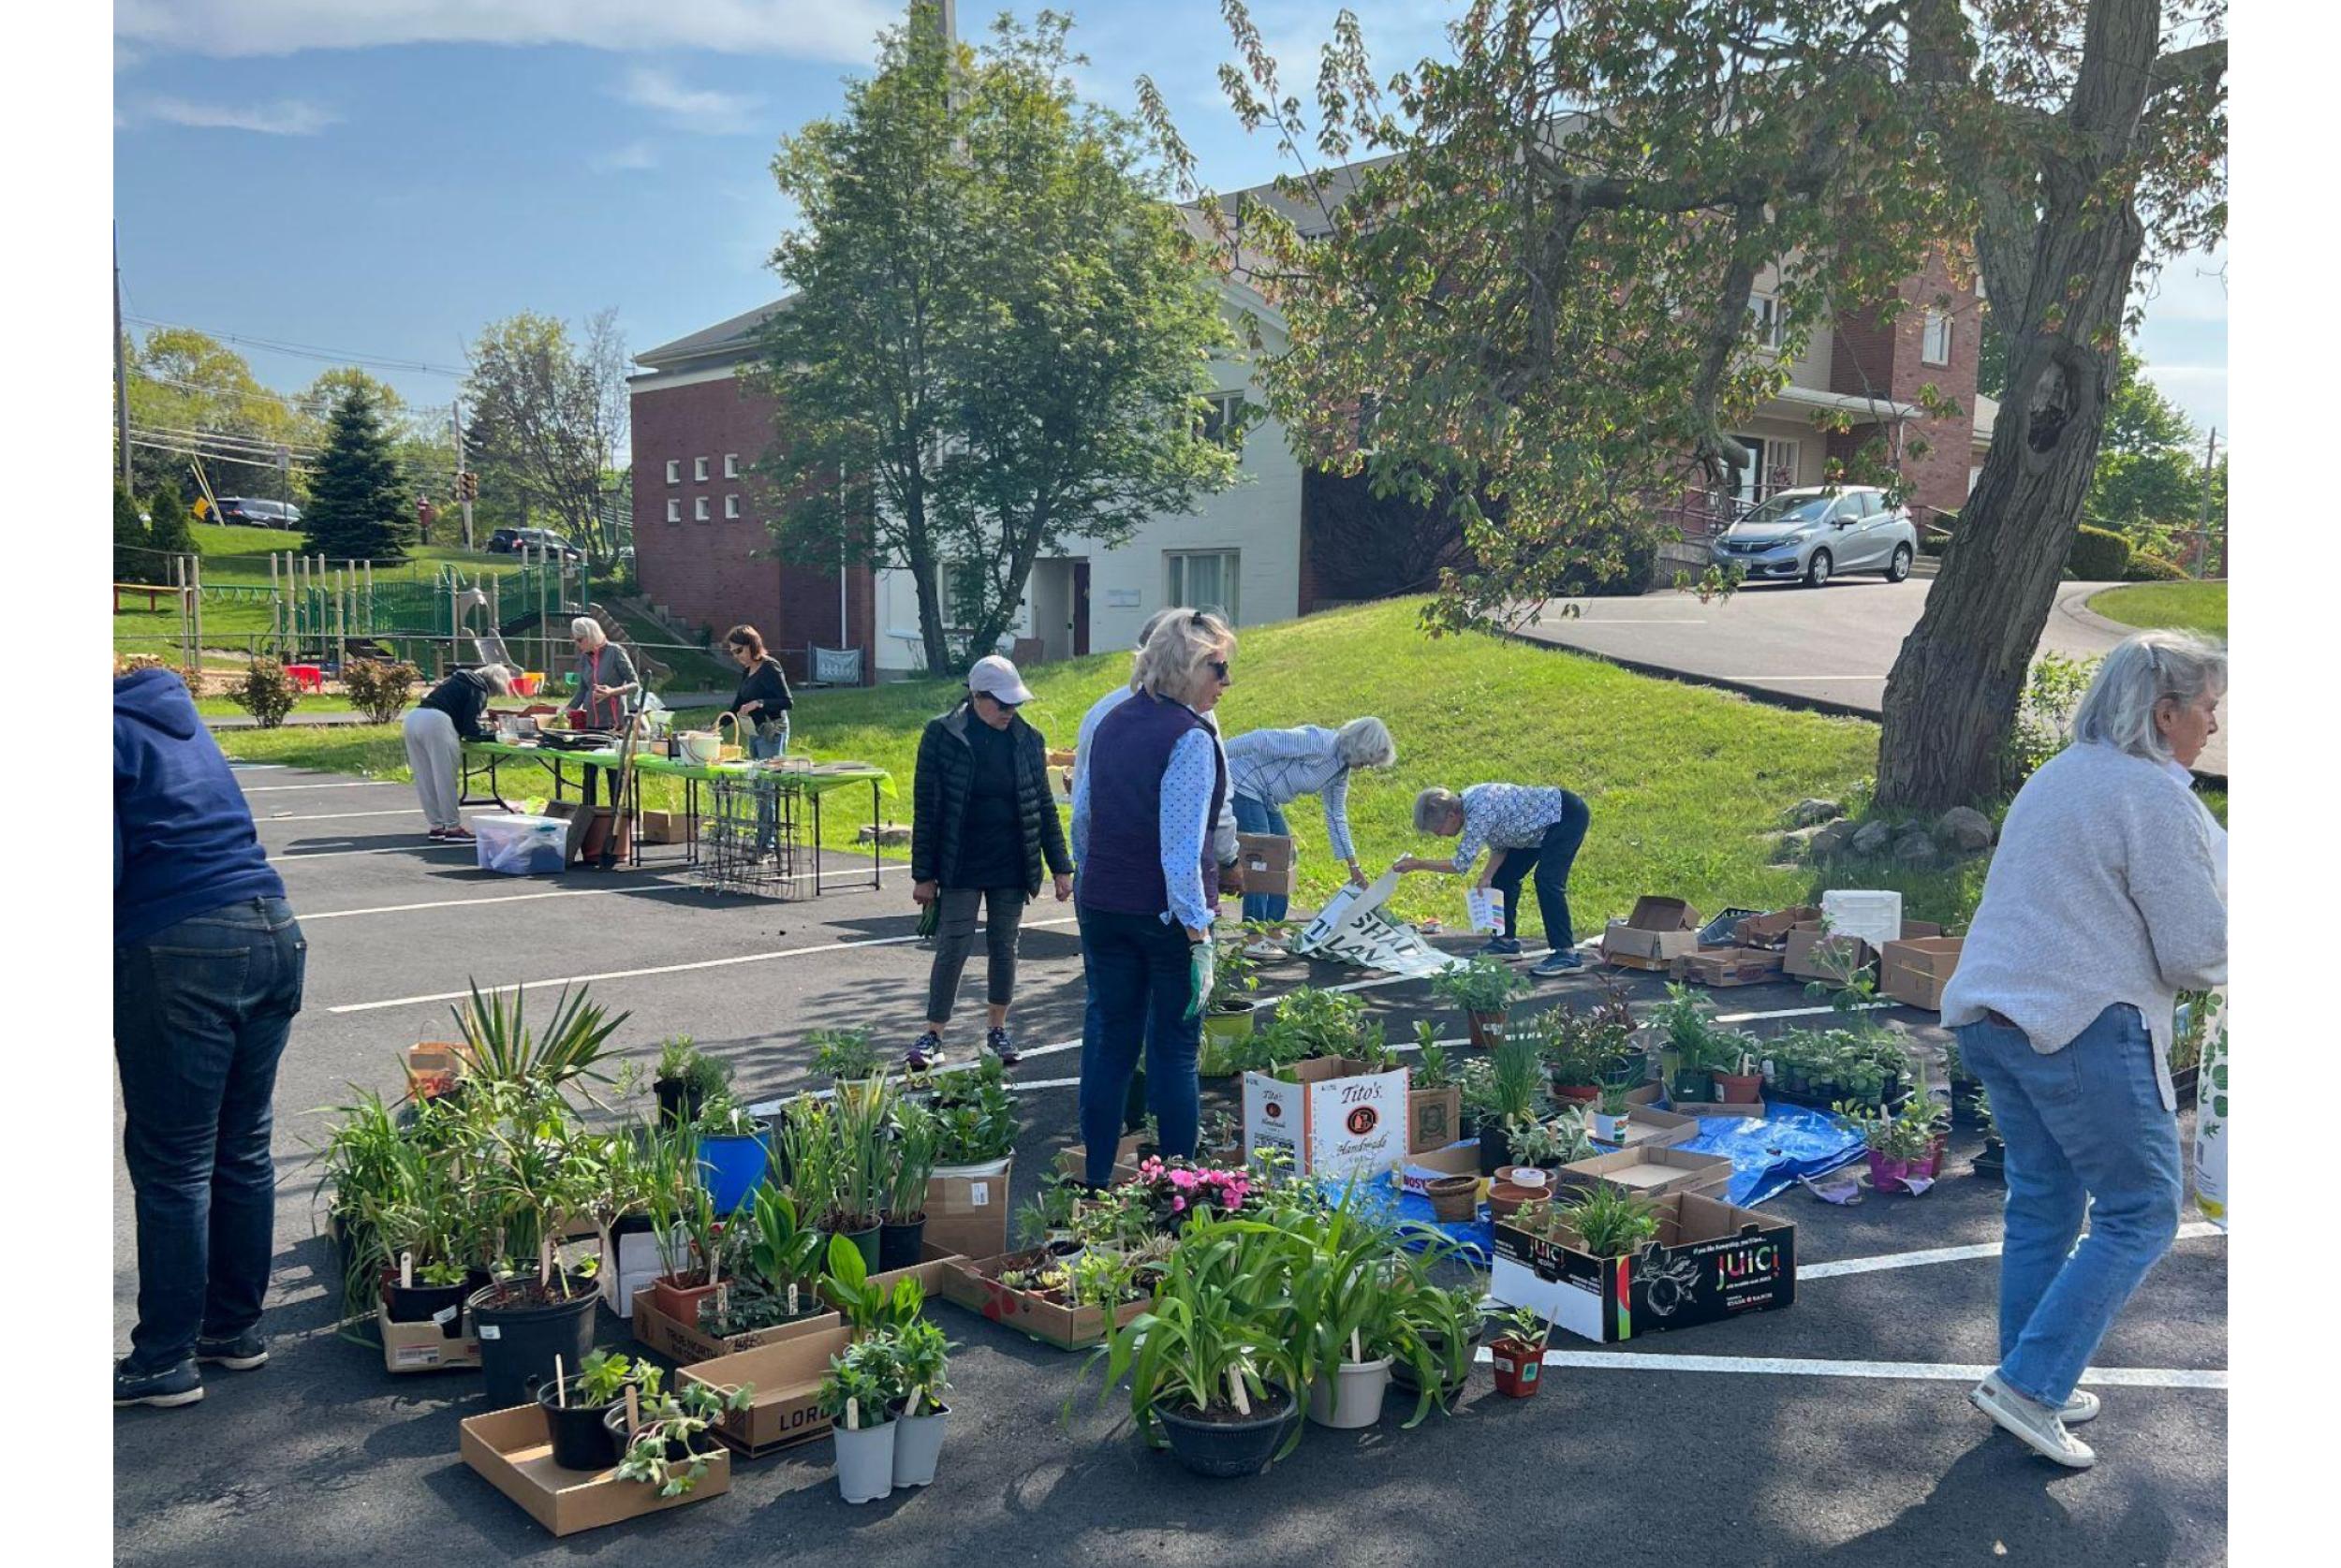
[2087,580,2228,638]
[219,598,2029,929]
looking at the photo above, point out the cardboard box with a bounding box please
[1233,832,1297,899]
[636,809,688,844]
[379,1298,480,1373]
[1878,935,1964,1011]
[937,1253,1153,1350]
[1491,1192,1796,1343]
[1055,1135,1146,1186]
[1589,1103,1701,1151]
[1244,1056,1410,1180]
[923,1162,1012,1263]
[1406,1086,1464,1154]
[631,1285,843,1366]
[1783,919,1946,981]
[1600,897,1704,971]
[680,1325,853,1456]
[1670,947,1786,988]
[403,1043,464,1101]
[1396,1142,1484,1196]
[1553,1146,1734,1201]
[459,1402,731,1535]
[1731,906,1823,949]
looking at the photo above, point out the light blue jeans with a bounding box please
[748,719,790,853]
[1229,794,1288,924]
[1955,1004,2183,1407]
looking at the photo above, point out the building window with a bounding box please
[694,496,710,522]
[1921,308,1952,366]
[665,460,680,485]
[1198,392,1245,451]
[665,498,681,523]
[724,494,742,520]
[723,453,740,478]
[1747,293,1784,350]
[693,456,710,481]
[1167,550,1240,624]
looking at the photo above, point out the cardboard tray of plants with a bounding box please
[631,1285,843,1366]
[459,1402,731,1536]
[1491,1191,1796,1344]
[937,1252,1153,1350]
[679,1325,853,1458]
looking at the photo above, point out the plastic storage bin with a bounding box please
[1820,888,1903,953]
[474,813,568,875]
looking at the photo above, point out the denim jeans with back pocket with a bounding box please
[114,897,305,1372]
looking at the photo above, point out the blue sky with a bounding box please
[113,1,2227,441]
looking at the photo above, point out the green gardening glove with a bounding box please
[1185,937,1216,1022]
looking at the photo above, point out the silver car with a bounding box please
[1710,485,1919,588]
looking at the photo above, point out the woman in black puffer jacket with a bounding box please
[906,655,1072,1069]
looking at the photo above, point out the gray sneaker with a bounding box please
[1532,951,1583,978]
[2059,1388,2101,1425]
[1970,1372,2096,1468]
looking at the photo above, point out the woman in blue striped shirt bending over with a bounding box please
[1222,718,1397,950]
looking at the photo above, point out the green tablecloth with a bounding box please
[463,740,626,769]
[633,755,894,797]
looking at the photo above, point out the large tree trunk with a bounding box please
[1876,0,2159,811]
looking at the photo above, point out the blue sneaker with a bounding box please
[115,1358,204,1409]
[1475,936,1523,957]
[195,1331,269,1370]
[985,1027,1019,1066]
[1532,951,1583,978]
[905,1031,944,1072]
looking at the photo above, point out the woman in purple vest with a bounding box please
[1071,610,1235,1186]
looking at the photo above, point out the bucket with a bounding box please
[512,672,544,696]
[878,1215,927,1272]
[1305,1358,1392,1429]
[833,1418,898,1504]
[696,1129,773,1215]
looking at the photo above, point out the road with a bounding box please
[1516,579,2228,779]
[112,762,2228,1565]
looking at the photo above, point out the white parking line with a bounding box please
[302,887,657,920]
[258,809,420,824]
[1472,1348,2226,1390]
[328,916,1082,1013]
[1798,1221,2224,1281]
[242,780,407,792]
[1715,674,1889,682]
[274,843,474,861]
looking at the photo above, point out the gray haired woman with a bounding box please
[405,663,513,842]
[1222,717,1398,940]
[565,616,639,732]
[1944,629,2225,1470]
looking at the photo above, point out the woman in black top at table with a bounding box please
[724,625,796,858]
[905,654,1072,1069]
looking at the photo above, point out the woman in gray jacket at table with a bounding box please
[1943,630,2225,1471]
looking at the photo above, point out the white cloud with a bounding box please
[115,2,891,63]
[142,96,340,135]
[2134,246,2229,324]
[617,66,761,132]
[591,139,659,172]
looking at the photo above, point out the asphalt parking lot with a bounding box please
[112,762,2229,1566]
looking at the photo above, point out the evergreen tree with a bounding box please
[146,485,199,563]
[114,485,160,585]
[302,386,413,561]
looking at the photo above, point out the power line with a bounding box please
[124,314,466,378]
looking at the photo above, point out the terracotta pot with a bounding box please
[1552,1083,1600,1104]
[1466,1010,1508,1048]
[1487,1180,1545,1221]
[650,1273,721,1326]
[1492,1165,1553,1193]
[1716,1072,1764,1105]
[1489,1337,1545,1399]
[1424,1174,1480,1224]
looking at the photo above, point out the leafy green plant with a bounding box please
[777,1095,839,1226]
[746,1185,824,1297]
[808,1027,883,1082]
[1555,1184,1661,1258]
[1505,1110,1592,1168]
[1478,1033,1550,1130]
[1835,1094,1944,1160]
[1411,1022,1455,1089]
[341,658,419,725]
[2005,650,2102,784]
[1431,956,1531,1016]
[454,982,626,1092]
[817,1335,905,1430]
[228,659,302,728]
[823,1232,924,1339]
[694,1093,766,1139]
[1209,927,1274,1012]
[886,1099,940,1224]
[653,1036,731,1097]
[893,1317,952,1414]
[1240,986,1369,1072]
[1487,1302,1552,1351]
[1596,1080,1635,1116]
[827,1077,894,1231]
[614,1382,752,1495]
[923,1062,1018,1165]
[1014,1168,1084,1247]
[570,1348,661,1408]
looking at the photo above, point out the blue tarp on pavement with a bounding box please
[1674,1104,1866,1206]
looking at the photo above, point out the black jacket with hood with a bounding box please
[911,703,1072,897]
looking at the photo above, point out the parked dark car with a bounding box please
[216,497,303,530]
[486,527,582,559]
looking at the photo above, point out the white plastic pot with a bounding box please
[1305,1357,1392,1429]
[932,1154,1012,1180]
[832,1418,897,1505]
[1590,1111,1630,1143]
[891,1402,949,1487]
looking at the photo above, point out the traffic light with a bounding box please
[457,471,479,502]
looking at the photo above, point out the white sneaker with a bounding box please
[1243,941,1282,960]
[2060,1388,2101,1425]
[1969,1372,2096,1468]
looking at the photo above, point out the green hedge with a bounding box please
[2067,524,2132,580]
[2124,552,2189,582]
[1919,512,1955,557]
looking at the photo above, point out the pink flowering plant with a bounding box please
[1133,1157,1252,1231]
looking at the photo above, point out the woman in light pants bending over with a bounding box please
[1943,630,2226,1469]
[403,664,512,841]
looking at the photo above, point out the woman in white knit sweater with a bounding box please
[1944,630,2226,1470]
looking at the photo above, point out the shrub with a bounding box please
[342,658,420,725]
[2003,651,2101,787]
[1918,511,1953,557]
[1554,515,1661,597]
[2124,552,2188,582]
[229,659,303,729]
[2066,525,2132,580]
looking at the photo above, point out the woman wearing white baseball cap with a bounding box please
[905,654,1073,1069]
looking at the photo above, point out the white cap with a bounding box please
[967,654,1034,707]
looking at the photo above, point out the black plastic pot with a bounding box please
[653,1078,705,1129]
[2172,1065,2199,1107]
[1152,1385,1300,1478]
[1972,1136,2006,1182]
[468,1280,600,1412]
[1951,1085,1985,1129]
[1475,1119,1513,1176]
[1390,1318,1486,1406]
[1671,1069,1713,1103]
[537,1381,623,1471]
[385,1277,473,1335]
[878,1215,927,1272]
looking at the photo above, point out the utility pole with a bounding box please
[451,400,475,550]
[2191,427,2219,579]
[114,224,131,491]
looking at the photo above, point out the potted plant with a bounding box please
[693,1094,773,1215]
[1530,1004,1606,1102]
[808,1026,883,1083]
[1837,1096,1945,1194]
[1014,1169,1086,1256]
[1971,1086,2005,1181]
[890,1317,954,1487]
[707,1182,826,1332]
[926,1056,1019,1178]
[880,1099,938,1270]
[1485,1304,1552,1399]
[648,1175,731,1326]
[537,1349,661,1472]
[651,1036,730,1129]
[821,1077,893,1270]
[818,1334,905,1504]
[1234,985,1370,1076]
[465,1115,610,1412]
[1198,929,1272,1077]
[822,1231,926,1341]
[1386,1274,1488,1410]
[1465,1033,1551,1174]
[1589,1080,1636,1144]
[605,1380,753,1496]
[1287,1208,1435,1430]
[1432,957,1531,1047]
[1553,1183,1662,1260]
[1714,1040,1764,1104]
[1651,984,1713,1097]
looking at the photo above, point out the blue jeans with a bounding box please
[1229,795,1289,924]
[114,897,306,1372]
[748,721,790,854]
[1956,1004,2182,1407]
[1076,907,1200,1184]
[1489,792,1591,945]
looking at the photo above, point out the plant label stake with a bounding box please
[538,1238,553,1291]
[787,1282,799,1316]
[905,1386,924,1418]
[554,1355,567,1407]
[845,1396,860,1432]
[625,1386,640,1434]
[1349,1328,1362,1364]
[399,1252,413,1289]
[1227,1369,1251,1417]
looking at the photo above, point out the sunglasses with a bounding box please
[1209,660,1229,681]
[981,693,1022,712]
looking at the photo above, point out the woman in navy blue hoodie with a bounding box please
[114,667,306,1410]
